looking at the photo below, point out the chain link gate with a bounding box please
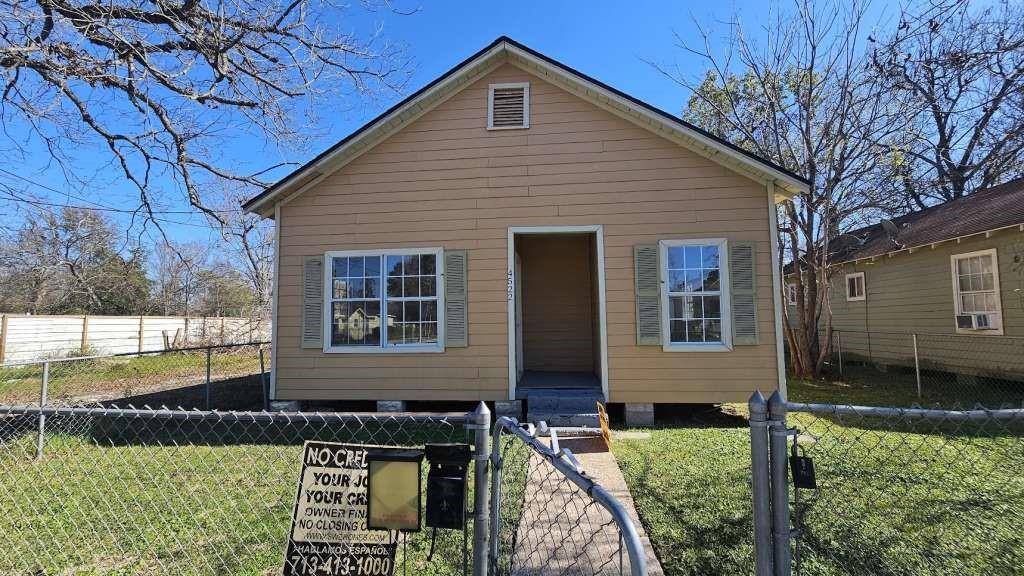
[749,391,1024,576]
[488,417,649,576]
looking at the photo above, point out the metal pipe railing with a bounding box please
[489,416,649,576]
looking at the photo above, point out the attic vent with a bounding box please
[488,83,529,129]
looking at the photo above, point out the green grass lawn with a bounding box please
[0,351,262,406]
[787,365,1024,409]
[0,419,473,576]
[612,405,1024,576]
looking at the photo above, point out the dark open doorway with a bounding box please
[513,232,601,398]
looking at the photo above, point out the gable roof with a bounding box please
[242,36,809,216]
[831,177,1024,264]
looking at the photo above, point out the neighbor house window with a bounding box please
[325,248,444,352]
[786,283,798,306]
[659,239,731,350]
[951,249,1002,333]
[845,272,865,301]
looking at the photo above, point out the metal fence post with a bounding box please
[471,402,491,576]
[912,333,922,399]
[258,347,269,411]
[768,391,791,576]
[488,417,507,574]
[205,347,212,410]
[36,361,49,460]
[749,391,773,576]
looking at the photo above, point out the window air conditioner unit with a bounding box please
[956,313,994,330]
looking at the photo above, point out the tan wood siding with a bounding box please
[275,63,780,402]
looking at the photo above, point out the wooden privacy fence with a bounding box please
[0,314,270,364]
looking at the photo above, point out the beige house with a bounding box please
[244,37,808,422]
[788,178,1024,380]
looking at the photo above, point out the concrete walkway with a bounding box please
[507,435,664,576]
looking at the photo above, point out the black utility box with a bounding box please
[425,443,472,529]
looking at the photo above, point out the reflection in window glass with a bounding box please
[666,244,723,344]
[329,251,441,348]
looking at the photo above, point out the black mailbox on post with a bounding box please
[425,443,472,529]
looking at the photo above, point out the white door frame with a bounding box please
[506,225,609,400]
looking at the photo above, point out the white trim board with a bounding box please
[767,181,788,400]
[269,203,280,400]
[506,225,609,401]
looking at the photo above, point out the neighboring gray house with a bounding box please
[787,178,1024,379]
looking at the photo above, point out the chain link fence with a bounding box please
[0,404,476,576]
[0,342,270,410]
[490,418,648,576]
[808,330,1024,408]
[750,392,1024,576]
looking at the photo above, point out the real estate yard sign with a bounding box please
[284,441,397,576]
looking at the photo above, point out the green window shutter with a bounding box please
[634,245,662,345]
[301,256,324,349]
[730,242,759,345]
[445,249,469,348]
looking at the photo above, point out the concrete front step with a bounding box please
[525,387,603,428]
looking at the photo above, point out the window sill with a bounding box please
[953,328,1004,336]
[846,296,865,302]
[323,344,445,354]
[662,342,733,353]
[486,124,529,131]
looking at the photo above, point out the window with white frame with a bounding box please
[786,283,798,306]
[660,239,730,349]
[845,272,865,301]
[326,249,443,351]
[952,249,1002,332]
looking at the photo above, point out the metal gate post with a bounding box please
[35,361,49,460]
[749,392,773,576]
[767,391,791,576]
[470,402,491,576]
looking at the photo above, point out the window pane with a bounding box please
[421,276,437,297]
[670,320,686,343]
[684,246,702,269]
[387,301,403,323]
[702,245,720,268]
[668,247,685,269]
[957,258,970,275]
[685,270,703,292]
[702,269,720,292]
[331,301,380,346]
[421,254,436,275]
[404,277,420,297]
[957,274,970,292]
[332,257,347,278]
[387,255,403,277]
[404,323,420,343]
[364,256,381,277]
[404,255,420,275]
[685,295,703,319]
[388,322,403,345]
[981,274,994,291]
[387,277,402,298]
[422,301,437,322]
[348,257,364,277]
[404,301,420,322]
[704,319,722,342]
[421,322,438,343]
[979,255,993,274]
[704,296,721,318]
[347,280,364,298]
[686,320,703,342]
[669,270,686,292]
[333,279,349,299]
[670,296,684,319]
[364,278,379,299]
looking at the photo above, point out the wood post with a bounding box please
[137,315,145,353]
[80,315,89,353]
[0,314,7,364]
[183,317,190,345]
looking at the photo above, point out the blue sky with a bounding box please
[0,1,893,248]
